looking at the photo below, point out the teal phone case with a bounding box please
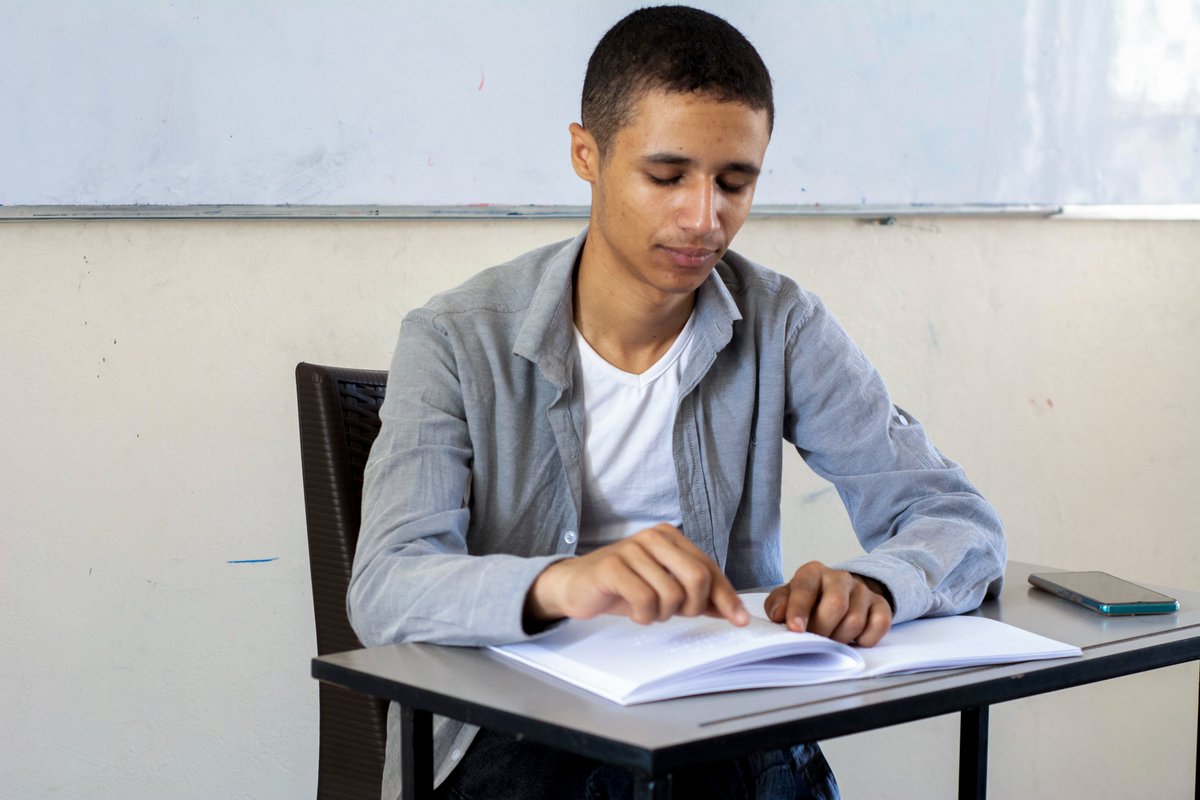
[1029,572,1179,616]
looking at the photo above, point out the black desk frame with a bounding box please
[313,564,1200,800]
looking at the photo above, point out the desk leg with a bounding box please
[400,705,434,800]
[633,772,672,800]
[958,705,989,800]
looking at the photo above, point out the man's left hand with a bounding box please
[764,561,893,646]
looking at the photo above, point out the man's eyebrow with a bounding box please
[641,152,761,176]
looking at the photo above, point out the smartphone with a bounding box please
[1028,571,1179,615]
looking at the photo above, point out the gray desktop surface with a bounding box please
[313,562,1200,774]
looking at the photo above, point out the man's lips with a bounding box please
[660,245,718,267]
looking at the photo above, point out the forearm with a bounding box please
[348,537,569,646]
[834,490,1006,623]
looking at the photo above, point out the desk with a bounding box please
[313,563,1200,799]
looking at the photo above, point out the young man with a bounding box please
[350,7,1005,799]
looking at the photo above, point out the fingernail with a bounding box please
[793,616,807,631]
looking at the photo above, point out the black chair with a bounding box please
[296,362,390,800]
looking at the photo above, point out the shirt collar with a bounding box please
[513,226,743,388]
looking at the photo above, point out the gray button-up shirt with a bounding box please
[349,228,1005,794]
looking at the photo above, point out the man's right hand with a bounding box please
[523,523,749,628]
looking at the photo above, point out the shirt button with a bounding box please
[563,530,578,545]
[451,748,462,761]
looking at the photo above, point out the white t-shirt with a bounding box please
[574,314,696,553]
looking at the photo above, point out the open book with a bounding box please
[490,593,1082,705]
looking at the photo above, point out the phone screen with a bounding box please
[1032,571,1175,604]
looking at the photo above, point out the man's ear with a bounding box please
[569,123,601,184]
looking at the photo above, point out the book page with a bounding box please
[493,595,1081,704]
[492,612,856,703]
[857,615,1082,676]
[741,592,1081,676]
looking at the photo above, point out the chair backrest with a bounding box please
[296,362,390,800]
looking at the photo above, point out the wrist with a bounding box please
[852,573,895,611]
[523,562,567,633]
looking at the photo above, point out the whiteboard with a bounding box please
[2,0,1198,208]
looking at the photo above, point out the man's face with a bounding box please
[573,89,771,302]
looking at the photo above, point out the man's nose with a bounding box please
[678,182,719,234]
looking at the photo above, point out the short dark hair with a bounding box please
[581,5,774,156]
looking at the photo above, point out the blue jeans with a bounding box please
[433,727,840,800]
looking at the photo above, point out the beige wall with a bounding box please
[2,216,1197,798]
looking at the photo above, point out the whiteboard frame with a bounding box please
[0,204,1065,221]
